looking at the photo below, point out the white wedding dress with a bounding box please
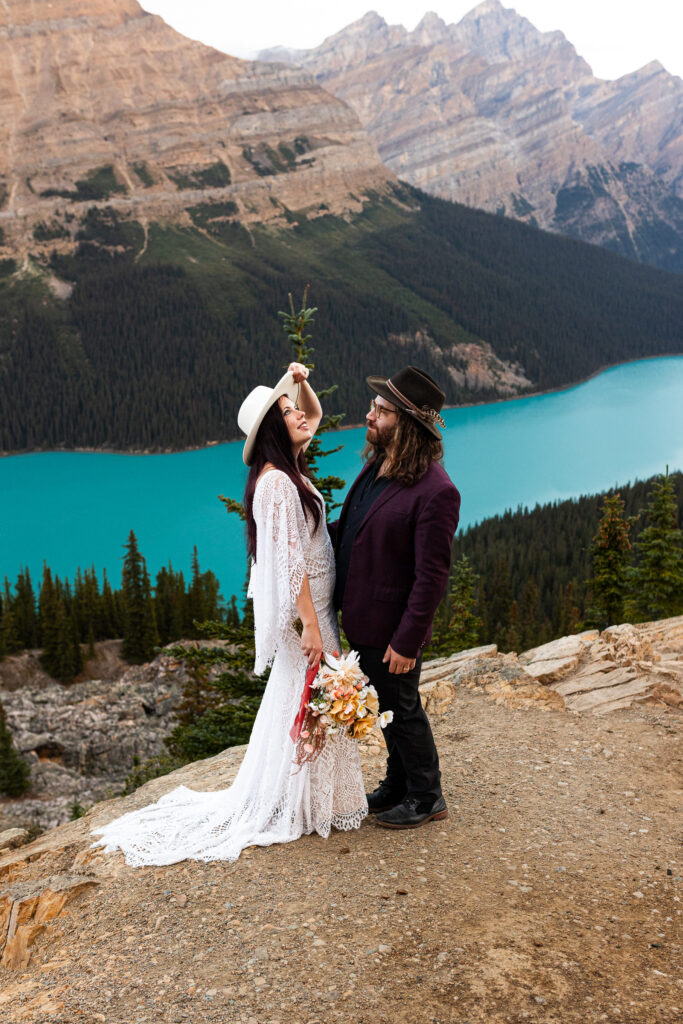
[91,470,368,866]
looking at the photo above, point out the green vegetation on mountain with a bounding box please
[0,535,224,681]
[431,471,683,655]
[0,699,30,796]
[2,473,681,790]
[1,187,682,452]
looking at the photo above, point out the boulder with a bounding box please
[452,654,565,711]
[523,655,581,683]
[0,830,29,853]
[519,634,591,666]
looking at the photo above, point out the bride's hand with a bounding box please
[301,620,323,667]
[288,362,310,384]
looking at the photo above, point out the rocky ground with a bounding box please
[0,620,681,1024]
[0,646,187,832]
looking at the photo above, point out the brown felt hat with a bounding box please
[366,365,446,439]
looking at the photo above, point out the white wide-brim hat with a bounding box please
[238,370,300,466]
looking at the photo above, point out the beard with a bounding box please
[363,421,396,462]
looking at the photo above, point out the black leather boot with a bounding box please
[366,783,406,814]
[375,795,448,829]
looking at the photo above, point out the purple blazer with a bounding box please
[329,461,461,658]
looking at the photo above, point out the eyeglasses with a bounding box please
[369,398,397,420]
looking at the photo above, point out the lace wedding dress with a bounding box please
[91,470,368,866]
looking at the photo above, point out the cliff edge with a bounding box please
[0,618,681,1023]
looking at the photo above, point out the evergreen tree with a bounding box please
[225,595,240,628]
[219,285,346,522]
[100,569,119,638]
[445,556,482,654]
[73,566,101,643]
[558,581,582,637]
[277,287,346,512]
[488,558,513,646]
[187,546,206,628]
[519,578,540,650]
[627,470,683,621]
[0,579,23,655]
[155,564,186,645]
[14,569,39,649]
[586,494,636,628]
[501,600,522,653]
[0,700,30,796]
[38,567,81,680]
[121,531,158,663]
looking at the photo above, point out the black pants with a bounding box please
[352,643,442,803]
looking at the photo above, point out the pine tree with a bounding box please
[225,595,240,627]
[519,578,540,651]
[627,470,683,621]
[0,699,30,796]
[445,556,482,654]
[39,567,80,680]
[586,493,635,629]
[558,581,582,637]
[155,564,186,645]
[100,569,119,637]
[121,531,159,663]
[488,558,513,646]
[501,600,522,653]
[14,569,38,649]
[277,286,346,512]
[219,285,346,522]
[0,579,23,655]
[187,546,206,628]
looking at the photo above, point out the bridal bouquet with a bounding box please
[291,650,393,765]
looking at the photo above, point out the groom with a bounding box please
[329,366,461,829]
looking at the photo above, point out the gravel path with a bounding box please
[1,685,680,1024]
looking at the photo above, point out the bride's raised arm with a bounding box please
[288,361,322,442]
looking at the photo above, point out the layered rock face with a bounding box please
[260,2,683,270]
[0,0,393,256]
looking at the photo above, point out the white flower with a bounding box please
[319,650,365,688]
[367,683,378,698]
[356,706,368,719]
[378,710,394,729]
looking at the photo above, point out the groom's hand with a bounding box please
[383,644,416,675]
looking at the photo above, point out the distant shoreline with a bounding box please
[2,353,682,459]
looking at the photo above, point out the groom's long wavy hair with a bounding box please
[244,403,322,560]
[365,410,444,487]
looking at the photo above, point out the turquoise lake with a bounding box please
[2,357,683,601]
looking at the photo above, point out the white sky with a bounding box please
[141,1,683,81]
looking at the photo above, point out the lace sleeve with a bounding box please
[249,471,307,674]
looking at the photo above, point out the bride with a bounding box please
[92,363,368,865]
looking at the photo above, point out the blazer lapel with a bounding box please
[356,479,403,535]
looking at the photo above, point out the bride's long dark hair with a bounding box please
[244,402,322,560]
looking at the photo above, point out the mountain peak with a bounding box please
[313,9,406,63]
[410,11,448,47]
[454,0,574,62]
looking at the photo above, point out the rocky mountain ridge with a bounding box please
[0,0,394,262]
[259,2,683,271]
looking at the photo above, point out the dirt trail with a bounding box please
[1,682,680,1024]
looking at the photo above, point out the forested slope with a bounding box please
[444,471,683,652]
[1,187,682,452]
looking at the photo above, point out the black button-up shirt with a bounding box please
[334,462,391,608]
